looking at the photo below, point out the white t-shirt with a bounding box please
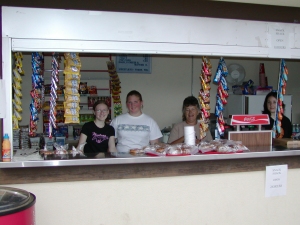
[111,113,162,153]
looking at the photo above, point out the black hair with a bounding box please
[182,96,200,121]
[262,91,285,115]
[126,90,143,102]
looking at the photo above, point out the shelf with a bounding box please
[44,92,110,97]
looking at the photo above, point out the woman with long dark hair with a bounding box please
[262,91,292,138]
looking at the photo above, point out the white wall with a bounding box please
[8,168,300,225]
[19,54,300,134]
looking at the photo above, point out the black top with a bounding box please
[263,115,292,138]
[81,121,115,155]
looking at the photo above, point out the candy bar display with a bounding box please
[63,53,81,124]
[47,53,61,137]
[12,52,24,130]
[30,52,44,136]
[198,56,212,140]
[107,60,122,117]
[273,59,289,138]
[213,57,229,138]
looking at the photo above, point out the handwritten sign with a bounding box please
[265,165,287,197]
[116,54,151,74]
[268,25,290,58]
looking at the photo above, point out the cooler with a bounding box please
[0,186,36,225]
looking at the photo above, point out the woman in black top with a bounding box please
[77,100,116,156]
[262,91,292,138]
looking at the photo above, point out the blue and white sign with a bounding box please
[116,54,151,74]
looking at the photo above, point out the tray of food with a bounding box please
[143,143,198,156]
[198,139,249,154]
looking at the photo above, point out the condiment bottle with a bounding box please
[2,133,11,162]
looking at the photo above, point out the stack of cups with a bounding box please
[259,63,266,87]
[184,126,195,145]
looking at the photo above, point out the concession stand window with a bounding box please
[1,6,300,153]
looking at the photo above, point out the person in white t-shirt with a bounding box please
[111,90,162,153]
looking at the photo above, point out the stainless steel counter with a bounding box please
[1,145,299,168]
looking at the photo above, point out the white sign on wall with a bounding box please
[265,164,288,197]
[116,54,152,74]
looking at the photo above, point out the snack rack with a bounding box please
[42,54,112,137]
[228,114,272,146]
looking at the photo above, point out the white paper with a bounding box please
[0,80,6,118]
[265,164,288,197]
[267,25,291,58]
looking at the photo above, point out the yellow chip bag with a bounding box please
[64,52,79,60]
[64,87,80,96]
[64,66,80,74]
[13,68,22,82]
[65,95,80,103]
[64,102,80,109]
[65,73,81,80]
[65,58,81,68]
[65,80,80,88]
[13,116,19,130]
[64,108,79,117]
[64,116,80,124]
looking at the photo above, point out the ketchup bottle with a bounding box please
[2,133,11,162]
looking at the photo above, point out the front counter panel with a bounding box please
[1,146,300,185]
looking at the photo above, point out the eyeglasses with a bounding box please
[95,109,108,113]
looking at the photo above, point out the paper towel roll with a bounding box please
[184,126,195,145]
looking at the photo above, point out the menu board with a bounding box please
[116,54,151,74]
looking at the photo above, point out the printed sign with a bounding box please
[116,54,151,74]
[230,114,270,125]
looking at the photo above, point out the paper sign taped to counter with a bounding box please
[265,164,287,197]
[0,80,6,118]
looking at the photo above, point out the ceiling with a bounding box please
[214,0,300,8]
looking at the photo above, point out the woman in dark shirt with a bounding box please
[77,100,116,157]
[262,91,292,138]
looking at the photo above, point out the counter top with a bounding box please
[1,145,299,168]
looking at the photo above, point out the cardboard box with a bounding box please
[274,138,300,148]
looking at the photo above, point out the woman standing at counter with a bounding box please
[111,90,162,153]
[262,91,292,138]
[77,100,117,156]
[168,96,212,144]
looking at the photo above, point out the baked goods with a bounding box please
[166,144,195,155]
[198,139,249,153]
[129,148,144,155]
